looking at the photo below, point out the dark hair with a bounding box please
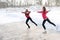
[43,6,46,11]
[26,9,28,12]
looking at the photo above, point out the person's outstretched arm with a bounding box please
[37,11,42,13]
[22,12,25,14]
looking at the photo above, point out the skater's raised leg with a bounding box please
[29,18,37,26]
[47,18,56,26]
[26,18,30,28]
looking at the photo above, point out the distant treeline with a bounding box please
[0,0,60,8]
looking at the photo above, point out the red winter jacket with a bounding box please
[22,11,30,18]
[38,11,48,19]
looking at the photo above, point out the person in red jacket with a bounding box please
[38,6,56,33]
[22,9,37,28]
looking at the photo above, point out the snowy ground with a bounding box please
[0,6,60,40]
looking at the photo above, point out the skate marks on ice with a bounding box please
[19,28,47,40]
[0,22,60,40]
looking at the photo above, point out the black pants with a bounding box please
[42,18,56,30]
[26,17,37,28]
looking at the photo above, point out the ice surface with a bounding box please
[0,6,60,31]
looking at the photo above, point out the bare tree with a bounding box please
[19,0,21,6]
[11,0,15,7]
[56,0,60,6]
[39,0,42,5]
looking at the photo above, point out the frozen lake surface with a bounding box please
[0,6,60,40]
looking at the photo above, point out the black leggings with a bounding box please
[26,17,37,28]
[42,18,56,30]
